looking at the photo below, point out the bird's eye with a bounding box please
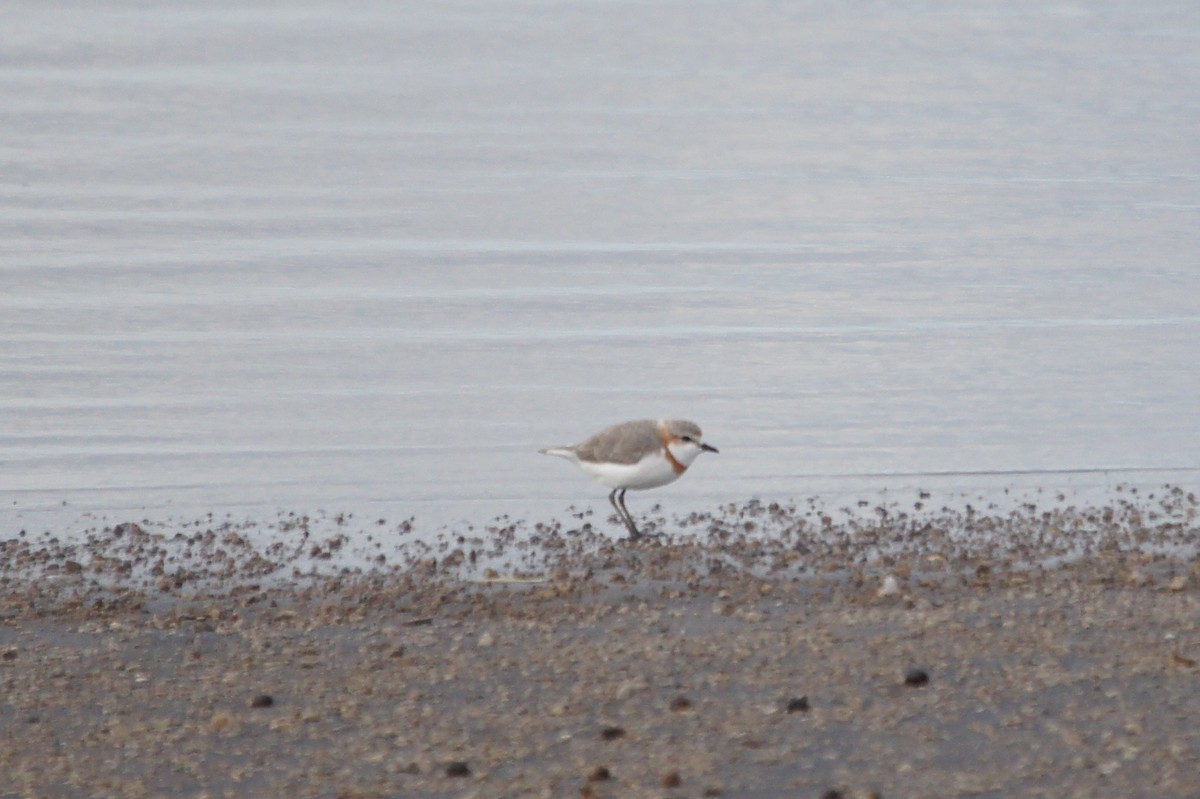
[681,435,693,442]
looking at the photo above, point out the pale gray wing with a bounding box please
[574,419,660,465]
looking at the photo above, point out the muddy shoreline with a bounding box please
[2,494,1199,797]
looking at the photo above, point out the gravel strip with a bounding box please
[2,491,1198,797]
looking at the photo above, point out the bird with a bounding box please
[539,419,718,538]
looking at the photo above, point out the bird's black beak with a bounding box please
[701,443,719,453]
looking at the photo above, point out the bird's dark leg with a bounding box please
[608,488,627,532]
[616,488,641,538]
[608,488,640,538]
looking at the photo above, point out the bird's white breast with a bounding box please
[578,450,681,490]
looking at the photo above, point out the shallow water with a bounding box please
[3,2,1199,540]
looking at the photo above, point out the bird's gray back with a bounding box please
[571,419,661,465]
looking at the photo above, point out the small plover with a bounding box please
[539,419,718,538]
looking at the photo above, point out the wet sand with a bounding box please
[2,493,1199,798]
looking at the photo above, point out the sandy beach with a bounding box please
[3,494,1198,798]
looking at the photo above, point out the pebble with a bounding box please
[616,679,647,700]
[877,575,901,598]
[587,766,611,782]
[599,726,626,741]
[903,668,930,687]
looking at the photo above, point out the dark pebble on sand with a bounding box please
[786,696,810,713]
[662,771,682,788]
[669,696,692,712]
[445,761,471,777]
[250,694,274,708]
[904,668,930,686]
[600,726,626,741]
[588,766,611,782]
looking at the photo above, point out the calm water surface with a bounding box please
[3,2,1199,538]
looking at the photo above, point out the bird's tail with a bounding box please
[538,447,577,461]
